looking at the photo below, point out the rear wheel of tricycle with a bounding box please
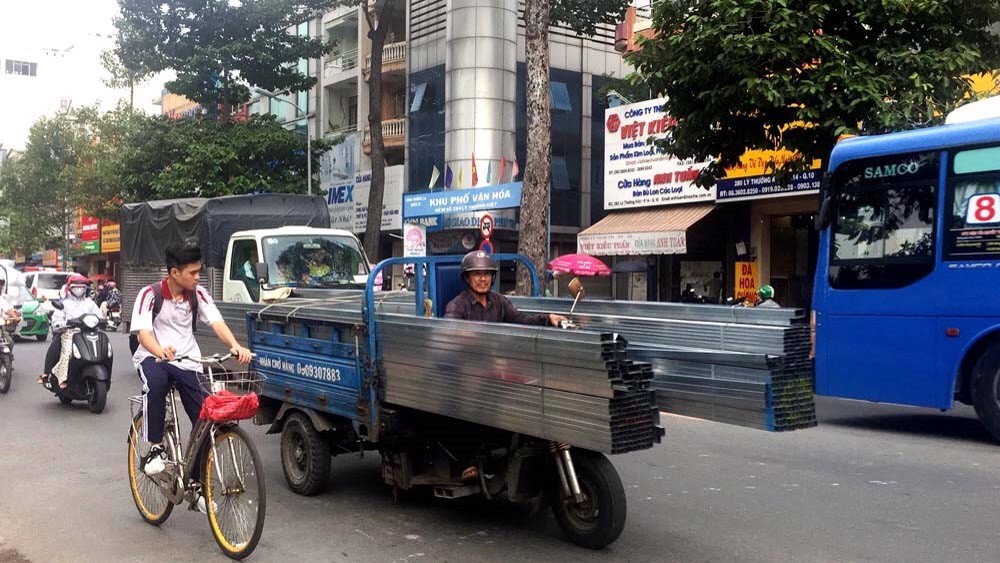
[551,449,626,549]
[280,413,331,496]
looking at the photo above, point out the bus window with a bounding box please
[945,145,1000,260]
[828,151,939,289]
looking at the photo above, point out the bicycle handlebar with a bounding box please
[156,352,255,364]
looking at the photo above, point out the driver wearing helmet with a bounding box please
[37,274,103,388]
[756,285,780,309]
[445,251,567,327]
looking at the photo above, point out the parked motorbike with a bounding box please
[0,320,14,393]
[41,301,113,413]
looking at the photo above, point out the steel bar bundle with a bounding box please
[216,298,663,454]
[510,297,816,432]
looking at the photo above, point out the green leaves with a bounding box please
[0,108,328,255]
[115,0,338,114]
[629,0,1000,182]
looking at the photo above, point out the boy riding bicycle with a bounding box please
[131,242,252,476]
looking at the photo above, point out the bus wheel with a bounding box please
[971,345,1000,443]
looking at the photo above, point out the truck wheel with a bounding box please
[971,345,1000,443]
[280,412,331,496]
[551,449,627,549]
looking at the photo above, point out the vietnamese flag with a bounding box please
[471,153,479,186]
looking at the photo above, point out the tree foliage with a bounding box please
[0,113,89,255]
[516,0,631,293]
[0,108,328,254]
[630,0,1000,184]
[114,0,336,114]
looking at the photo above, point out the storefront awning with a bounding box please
[577,204,715,256]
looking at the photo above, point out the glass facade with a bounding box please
[407,65,446,191]
[515,64,582,227]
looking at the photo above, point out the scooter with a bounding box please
[0,320,14,393]
[42,301,113,413]
[105,304,122,332]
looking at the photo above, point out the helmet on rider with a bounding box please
[106,281,116,290]
[67,274,90,299]
[757,284,775,300]
[461,251,499,276]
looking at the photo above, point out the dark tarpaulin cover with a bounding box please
[120,194,331,267]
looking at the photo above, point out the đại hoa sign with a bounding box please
[604,98,713,210]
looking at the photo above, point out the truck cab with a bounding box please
[222,226,371,303]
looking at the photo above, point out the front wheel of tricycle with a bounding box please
[551,449,626,550]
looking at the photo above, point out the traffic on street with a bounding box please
[2,334,999,563]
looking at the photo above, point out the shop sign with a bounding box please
[101,222,121,253]
[326,165,405,233]
[734,261,759,303]
[14,250,24,263]
[43,249,60,267]
[604,98,714,210]
[577,231,687,256]
[716,169,822,202]
[82,240,100,254]
[81,216,100,242]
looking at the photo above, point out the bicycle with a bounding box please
[126,353,266,560]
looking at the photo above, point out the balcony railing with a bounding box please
[324,47,359,77]
[364,41,406,73]
[362,117,406,148]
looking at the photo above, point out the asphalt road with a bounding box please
[2,333,999,563]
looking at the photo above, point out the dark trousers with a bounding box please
[44,339,61,374]
[137,357,207,444]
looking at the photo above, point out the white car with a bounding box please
[23,271,73,312]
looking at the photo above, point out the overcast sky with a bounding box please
[0,0,171,149]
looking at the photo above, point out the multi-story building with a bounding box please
[305,0,630,290]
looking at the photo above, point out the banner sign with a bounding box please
[734,261,759,303]
[403,223,427,257]
[326,165,405,233]
[578,231,687,256]
[101,222,121,253]
[82,240,100,254]
[81,216,100,242]
[717,170,822,202]
[604,98,714,210]
[403,182,522,218]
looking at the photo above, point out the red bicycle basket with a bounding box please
[200,390,260,422]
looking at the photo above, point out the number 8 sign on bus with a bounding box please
[966,194,1000,224]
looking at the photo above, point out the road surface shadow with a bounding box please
[820,412,995,445]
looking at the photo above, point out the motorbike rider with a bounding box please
[755,285,781,308]
[36,274,103,388]
[100,281,123,317]
[0,279,22,325]
[445,251,567,327]
[132,242,252,477]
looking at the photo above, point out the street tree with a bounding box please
[629,0,1000,185]
[105,112,332,206]
[0,113,90,257]
[357,0,397,261]
[517,0,630,293]
[114,0,336,120]
[100,49,153,111]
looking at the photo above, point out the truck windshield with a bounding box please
[261,235,368,288]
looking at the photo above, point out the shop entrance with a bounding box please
[768,214,818,309]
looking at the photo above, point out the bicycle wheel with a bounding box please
[204,425,266,560]
[127,412,174,525]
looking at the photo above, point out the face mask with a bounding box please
[69,287,87,298]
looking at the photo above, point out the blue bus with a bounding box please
[813,117,1000,441]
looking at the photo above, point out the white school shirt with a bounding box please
[130,280,223,373]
